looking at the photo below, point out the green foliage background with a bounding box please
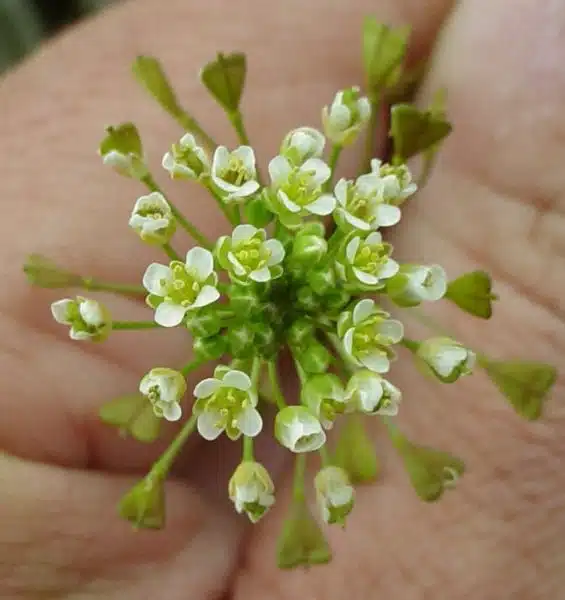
[0,0,113,73]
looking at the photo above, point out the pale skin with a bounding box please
[1,0,564,597]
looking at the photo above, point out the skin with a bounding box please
[1,0,564,597]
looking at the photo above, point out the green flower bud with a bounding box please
[99,122,148,179]
[307,266,336,296]
[296,285,321,311]
[193,334,228,361]
[228,284,261,315]
[280,126,325,166]
[277,499,331,569]
[228,323,256,358]
[322,87,371,146]
[99,393,161,443]
[200,52,246,113]
[296,341,331,375]
[314,466,355,525]
[185,308,222,338]
[162,133,210,180]
[417,337,475,383]
[228,461,275,523]
[119,473,165,529]
[24,254,82,289]
[291,234,328,267]
[254,323,279,359]
[287,318,315,348]
[302,373,347,429]
[244,194,273,228]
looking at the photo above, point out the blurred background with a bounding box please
[0,0,114,73]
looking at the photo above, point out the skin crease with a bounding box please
[0,0,565,597]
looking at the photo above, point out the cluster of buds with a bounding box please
[25,17,557,569]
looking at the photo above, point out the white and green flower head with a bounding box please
[280,126,325,165]
[417,337,476,383]
[162,133,210,180]
[338,298,404,372]
[334,174,402,232]
[28,24,559,570]
[314,466,355,525]
[216,224,285,283]
[140,367,187,422]
[345,369,402,416]
[211,145,260,202]
[267,155,336,228]
[336,231,399,288]
[371,158,418,205]
[193,366,262,441]
[129,191,176,245]
[143,247,219,327]
[228,460,275,523]
[301,373,347,429]
[275,406,326,453]
[387,264,447,307]
[51,296,112,342]
[322,86,371,146]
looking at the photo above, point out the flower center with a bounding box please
[353,243,387,274]
[164,263,201,306]
[234,237,270,272]
[221,156,252,186]
[283,169,320,207]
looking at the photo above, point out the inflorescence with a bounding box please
[24,18,557,568]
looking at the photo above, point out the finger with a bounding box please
[0,452,242,600]
[0,0,448,470]
[237,1,565,598]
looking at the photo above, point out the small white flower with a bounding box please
[322,87,371,146]
[417,337,476,383]
[228,461,275,523]
[338,231,399,287]
[128,191,175,245]
[338,298,404,373]
[274,405,326,453]
[51,296,111,342]
[162,133,210,179]
[211,145,260,202]
[334,174,401,232]
[345,369,401,416]
[140,367,186,422]
[267,155,336,226]
[280,126,325,165]
[314,466,355,525]
[143,247,220,328]
[193,367,262,441]
[371,159,417,205]
[216,224,285,284]
[389,264,447,306]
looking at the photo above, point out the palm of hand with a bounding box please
[1,1,564,598]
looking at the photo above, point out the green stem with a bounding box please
[243,435,255,461]
[318,445,331,467]
[202,177,238,226]
[251,357,263,387]
[326,144,343,190]
[180,358,205,376]
[267,359,287,410]
[361,94,382,175]
[175,111,217,151]
[152,414,198,476]
[400,337,420,353]
[228,110,264,185]
[82,279,146,297]
[142,174,212,248]
[162,243,182,262]
[112,320,161,330]
[292,454,307,502]
[326,332,356,375]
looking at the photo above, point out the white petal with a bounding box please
[379,259,400,279]
[426,265,447,300]
[343,210,371,231]
[264,239,285,266]
[233,145,256,174]
[279,190,301,213]
[142,263,171,295]
[193,378,221,399]
[162,402,182,422]
[353,268,381,286]
[197,411,224,441]
[370,158,382,174]
[342,328,355,357]
[154,302,187,327]
[249,267,271,283]
[360,352,390,373]
[232,224,258,245]
[353,298,375,325]
[433,346,468,378]
[162,152,175,172]
[306,194,336,216]
[375,203,401,227]
[379,319,404,343]
[233,180,260,198]
[185,247,214,281]
[79,299,105,327]
[355,173,381,195]
[103,150,131,172]
[222,370,252,391]
[179,133,197,148]
[237,407,263,437]
[191,285,220,309]
[357,97,372,122]
[51,299,74,324]
[345,236,361,263]
[69,328,91,341]
[212,145,229,174]
[334,178,348,207]
[358,382,383,413]
[227,252,247,276]
[301,158,331,186]
[329,103,351,131]
[268,155,292,187]
[365,231,382,246]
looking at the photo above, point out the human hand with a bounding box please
[1,0,563,598]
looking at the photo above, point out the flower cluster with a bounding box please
[25,18,557,570]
